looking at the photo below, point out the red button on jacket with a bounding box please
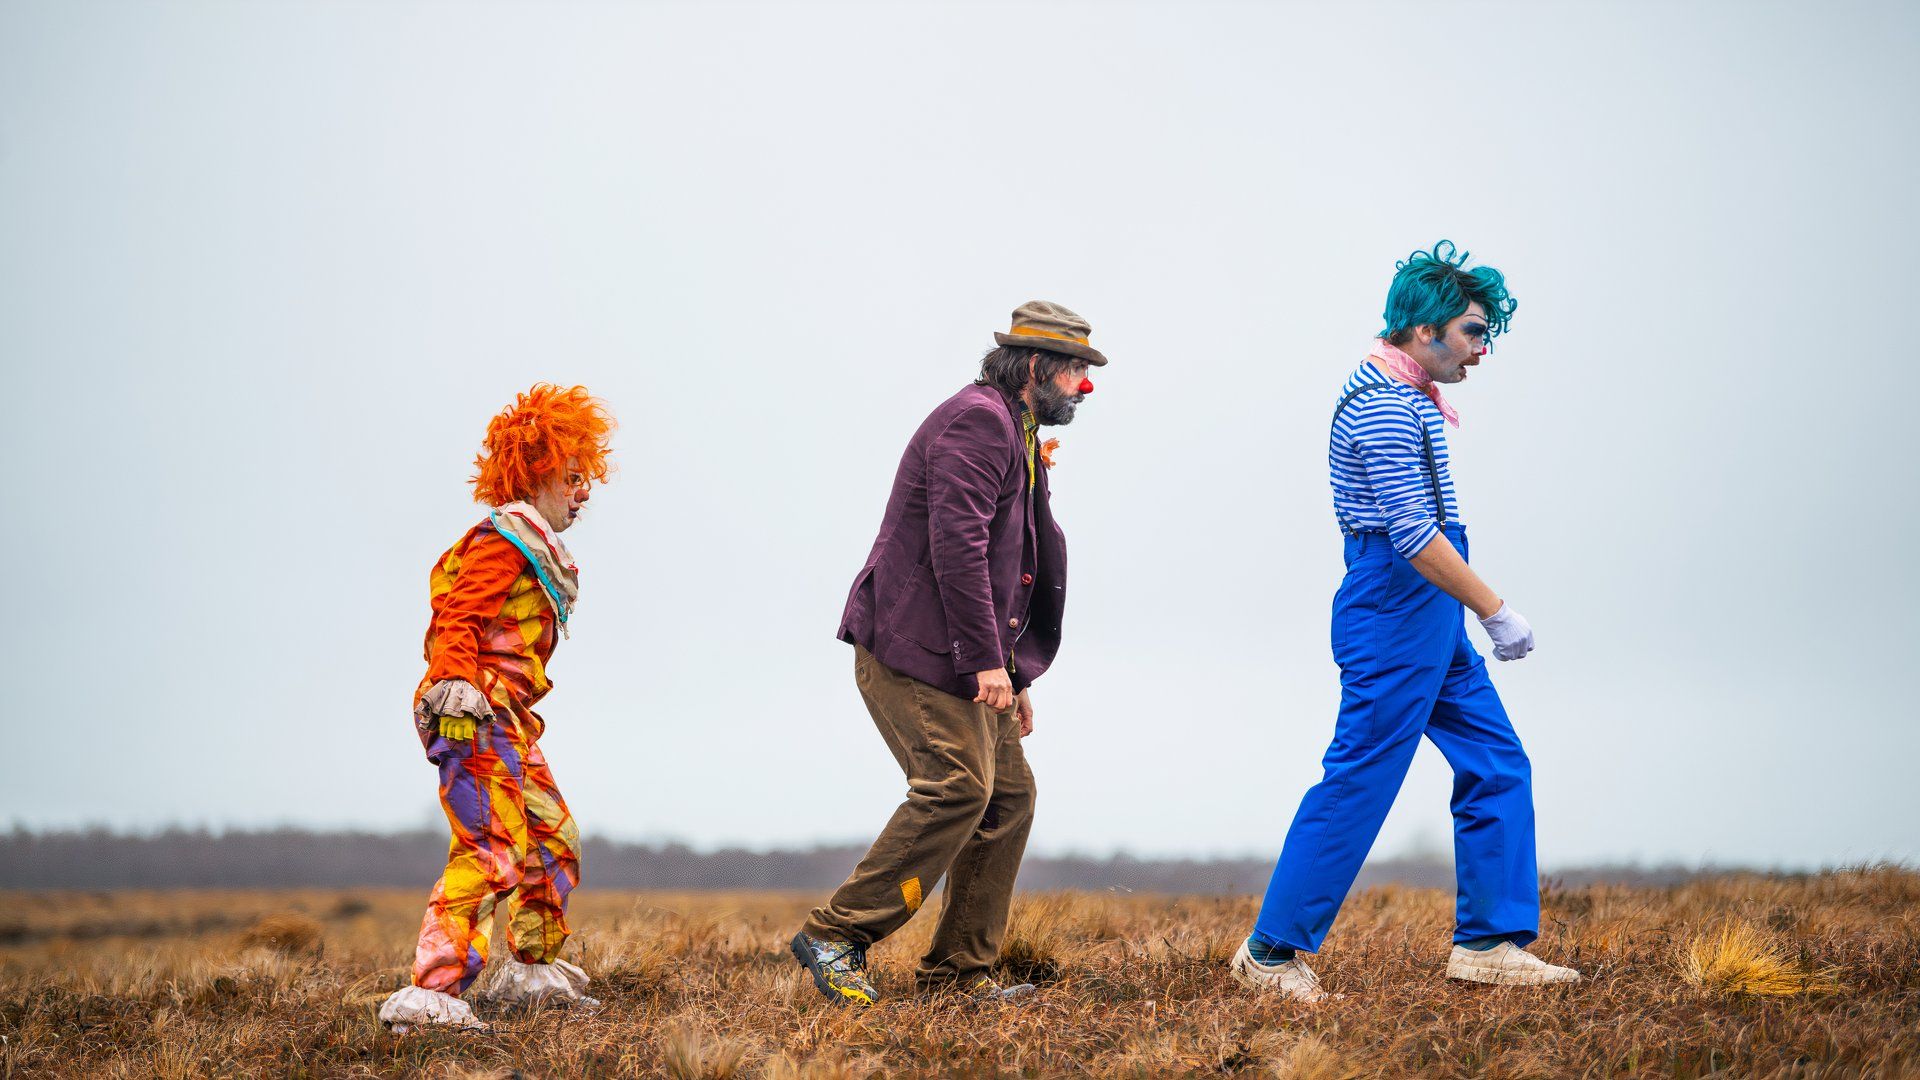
[1021,573,1034,585]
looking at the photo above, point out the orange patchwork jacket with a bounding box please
[414,519,560,751]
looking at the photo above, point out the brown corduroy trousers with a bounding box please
[801,645,1037,986]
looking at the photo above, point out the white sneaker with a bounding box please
[477,957,601,1008]
[1446,941,1582,986]
[377,985,488,1033]
[1229,940,1330,1002]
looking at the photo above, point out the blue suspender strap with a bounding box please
[1331,381,1446,535]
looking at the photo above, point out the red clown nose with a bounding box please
[1078,377,1094,394]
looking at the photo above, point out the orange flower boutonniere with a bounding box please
[1039,438,1059,469]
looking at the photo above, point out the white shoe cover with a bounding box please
[1446,941,1583,986]
[480,957,599,1007]
[1229,940,1331,1002]
[378,985,489,1032]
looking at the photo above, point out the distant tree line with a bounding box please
[0,826,1715,891]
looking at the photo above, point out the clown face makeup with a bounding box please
[529,459,592,532]
[1424,302,1492,383]
[1030,359,1093,426]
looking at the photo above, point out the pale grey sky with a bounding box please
[3,0,1915,870]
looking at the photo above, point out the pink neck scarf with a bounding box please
[1368,337,1459,427]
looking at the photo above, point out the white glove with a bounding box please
[1477,603,1535,661]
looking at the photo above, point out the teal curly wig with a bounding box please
[1381,240,1517,345]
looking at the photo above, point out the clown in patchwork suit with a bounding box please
[379,384,615,1032]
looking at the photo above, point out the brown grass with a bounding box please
[1678,920,1841,998]
[1,869,1917,1077]
[237,913,324,955]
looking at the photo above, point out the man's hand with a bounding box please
[1014,689,1034,737]
[1478,602,1536,661]
[973,667,1014,711]
[438,714,480,741]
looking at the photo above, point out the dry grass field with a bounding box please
[2,869,1917,1078]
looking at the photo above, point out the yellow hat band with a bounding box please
[1008,326,1090,346]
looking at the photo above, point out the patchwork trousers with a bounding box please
[1253,523,1539,953]
[410,716,581,995]
[802,645,1036,986]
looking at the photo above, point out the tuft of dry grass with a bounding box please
[1261,1033,1360,1080]
[0,874,1916,1077]
[1679,920,1840,998]
[662,1022,753,1079]
[236,912,323,954]
[760,1048,873,1080]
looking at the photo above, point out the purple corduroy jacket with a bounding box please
[837,383,1069,700]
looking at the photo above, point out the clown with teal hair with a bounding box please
[1231,242,1583,1000]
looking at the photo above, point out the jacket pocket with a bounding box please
[888,563,951,654]
[842,562,878,626]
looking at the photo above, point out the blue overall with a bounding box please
[1252,391,1539,953]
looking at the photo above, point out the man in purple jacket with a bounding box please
[790,300,1105,1006]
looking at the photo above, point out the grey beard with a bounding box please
[1031,380,1080,426]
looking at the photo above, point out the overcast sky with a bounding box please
[3,0,1915,871]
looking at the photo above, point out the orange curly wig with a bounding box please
[470,384,615,506]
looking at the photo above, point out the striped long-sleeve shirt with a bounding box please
[1328,363,1460,559]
